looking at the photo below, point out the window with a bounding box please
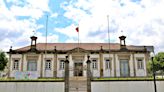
[92,59,97,69]
[137,59,143,69]
[13,60,19,70]
[27,60,37,71]
[60,60,65,69]
[45,60,51,70]
[105,59,110,69]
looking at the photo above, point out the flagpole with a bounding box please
[77,25,80,53]
[78,25,79,46]
[107,15,110,52]
[45,15,48,58]
[107,15,111,78]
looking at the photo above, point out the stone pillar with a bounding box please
[65,56,69,92]
[86,56,91,92]
[8,46,12,78]
[40,53,43,78]
[99,46,103,77]
[53,46,57,77]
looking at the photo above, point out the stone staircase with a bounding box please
[69,77,87,92]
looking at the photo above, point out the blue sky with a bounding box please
[0,0,164,53]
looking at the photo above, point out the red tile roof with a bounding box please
[15,43,153,52]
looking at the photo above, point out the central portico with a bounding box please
[70,48,87,77]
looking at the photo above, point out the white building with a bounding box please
[7,35,153,78]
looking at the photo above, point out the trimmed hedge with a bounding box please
[0,78,64,82]
[92,77,164,81]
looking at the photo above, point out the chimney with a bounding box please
[119,35,127,50]
[30,36,37,51]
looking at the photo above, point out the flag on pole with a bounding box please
[75,26,80,52]
[76,27,79,32]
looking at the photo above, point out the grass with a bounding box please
[0,77,164,82]
[0,77,64,82]
[92,77,164,81]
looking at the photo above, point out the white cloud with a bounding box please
[10,6,44,19]
[0,0,51,51]
[36,32,59,43]
[50,13,58,18]
[1,0,164,53]
[58,0,164,52]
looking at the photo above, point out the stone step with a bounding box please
[69,87,87,91]
[70,83,87,87]
[69,80,87,83]
[69,91,87,92]
[69,85,87,88]
[69,77,87,81]
[69,77,87,92]
[69,84,87,87]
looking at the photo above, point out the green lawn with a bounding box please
[0,77,164,82]
[0,77,64,82]
[92,77,164,81]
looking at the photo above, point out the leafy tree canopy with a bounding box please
[0,50,8,71]
[148,52,164,74]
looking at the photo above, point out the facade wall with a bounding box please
[90,54,100,77]
[115,54,120,77]
[69,54,73,77]
[57,54,67,77]
[103,54,114,77]
[134,54,147,76]
[83,54,88,77]
[42,54,54,77]
[129,54,134,77]
[10,54,22,77]
[9,52,148,78]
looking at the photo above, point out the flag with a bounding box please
[76,27,79,32]
[75,26,79,51]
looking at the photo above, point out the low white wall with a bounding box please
[0,81,164,92]
[0,82,64,92]
[92,81,164,92]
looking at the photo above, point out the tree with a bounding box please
[0,50,8,71]
[148,52,164,77]
[154,52,164,71]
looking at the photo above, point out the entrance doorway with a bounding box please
[120,59,129,77]
[74,62,83,76]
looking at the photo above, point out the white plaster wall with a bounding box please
[0,82,64,92]
[115,54,120,77]
[129,54,134,77]
[43,54,54,77]
[36,54,41,77]
[90,54,100,77]
[0,81,164,92]
[69,54,74,77]
[83,54,88,77]
[21,54,41,78]
[134,54,147,76]
[23,54,27,71]
[92,81,164,92]
[103,54,114,77]
[10,54,22,77]
[57,54,67,77]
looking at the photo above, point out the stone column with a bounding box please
[53,46,57,77]
[65,56,69,92]
[99,46,103,77]
[8,46,12,78]
[40,53,43,78]
[86,56,91,92]
[21,54,24,71]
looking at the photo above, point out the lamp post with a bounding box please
[150,52,157,92]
